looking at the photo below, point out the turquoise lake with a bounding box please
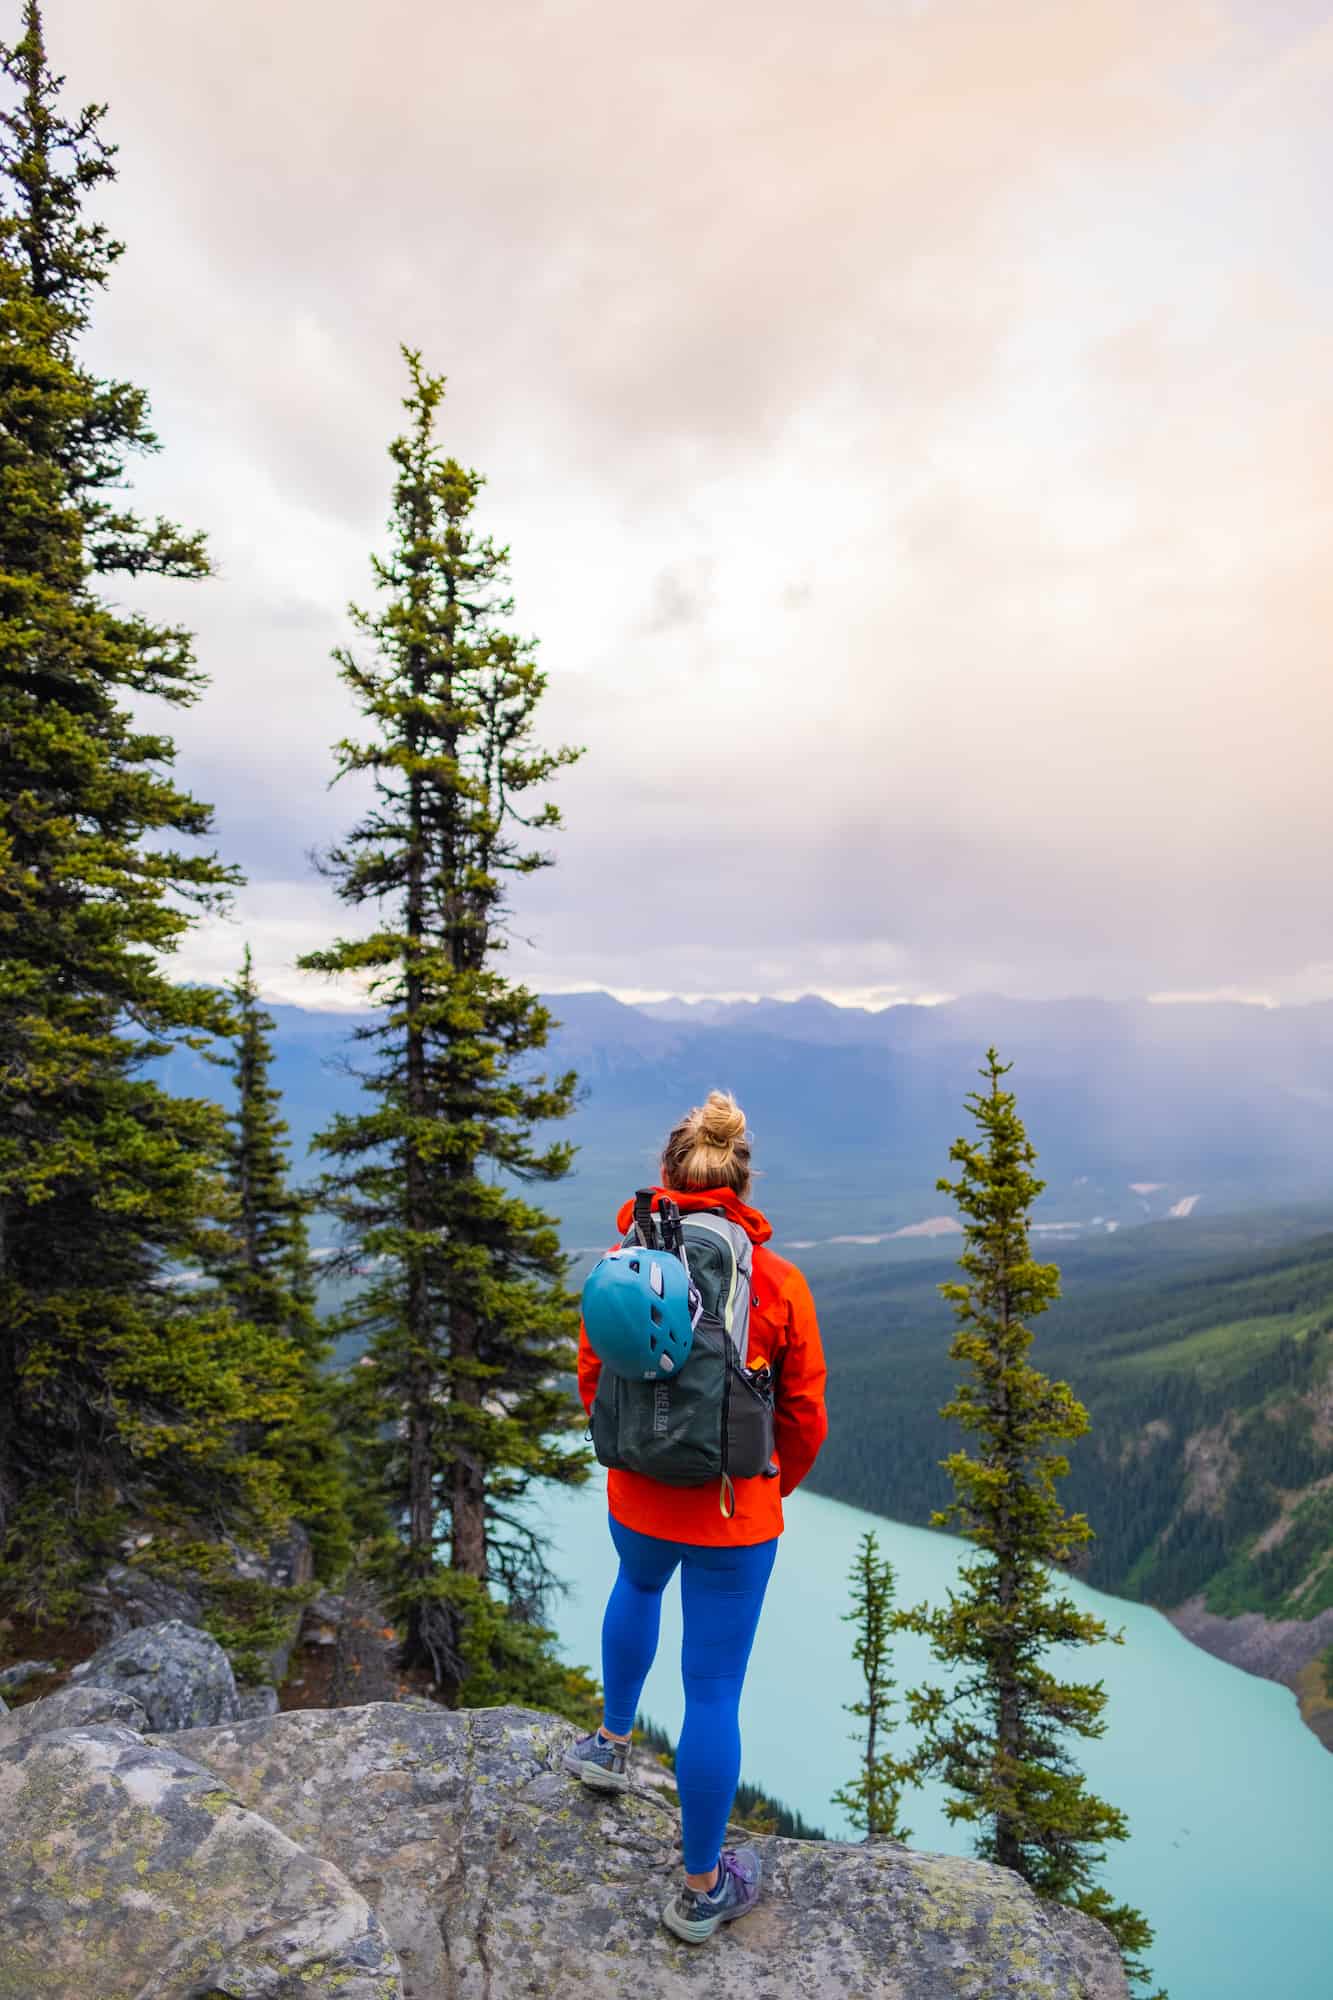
[529,1476,1333,2000]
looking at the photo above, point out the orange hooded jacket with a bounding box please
[576,1185,829,1547]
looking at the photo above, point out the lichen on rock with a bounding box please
[75,1617,241,1731]
[0,1682,149,1747]
[173,1701,1129,2000]
[0,1722,402,1999]
[0,1657,1129,2000]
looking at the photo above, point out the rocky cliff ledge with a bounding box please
[1,1680,1128,1999]
[1167,1596,1333,1751]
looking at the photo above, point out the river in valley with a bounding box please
[528,1476,1333,2000]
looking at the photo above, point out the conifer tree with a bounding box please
[901,1051,1162,1994]
[215,948,350,1577]
[832,1530,911,1841]
[300,350,587,1690]
[0,5,303,1611]
[218,948,316,1343]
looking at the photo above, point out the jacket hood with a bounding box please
[615,1184,773,1247]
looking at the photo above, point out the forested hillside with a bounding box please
[802,1214,1333,1625]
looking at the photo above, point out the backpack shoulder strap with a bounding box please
[679,1213,754,1356]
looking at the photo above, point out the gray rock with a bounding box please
[329,1577,397,1704]
[236,1684,281,1720]
[175,1702,1128,2000]
[220,1521,314,1590]
[0,1683,149,1747]
[1046,1905,1135,2000]
[80,1618,241,1731]
[301,1589,347,1646]
[0,1723,402,1999]
[209,1528,311,1683]
[265,1521,315,1590]
[0,1657,59,1692]
[246,1616,302,1689]
[86,1534,313,1683]
[1168,1594,1333,1686]
[87,1525,311,1640]
[86,1560,203,1638]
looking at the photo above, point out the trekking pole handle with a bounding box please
[632,1187,657,1247]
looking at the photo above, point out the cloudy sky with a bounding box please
[54,0,1333,1007]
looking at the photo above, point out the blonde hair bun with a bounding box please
[661,1090,752,1196]
[697,1090,747,1147]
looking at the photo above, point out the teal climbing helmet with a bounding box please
[581,1244,700,1381]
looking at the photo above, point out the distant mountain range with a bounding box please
[155,989,1333,1245]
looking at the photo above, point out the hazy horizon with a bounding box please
[256,981,1331,1018]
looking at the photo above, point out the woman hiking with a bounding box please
[565,1090,828,1944]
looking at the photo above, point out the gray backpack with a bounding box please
[590,1191,777,1514]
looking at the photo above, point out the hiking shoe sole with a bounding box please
[662,1895,753,1945]
[661,1850,763,1944]
[562,1749,630,1793]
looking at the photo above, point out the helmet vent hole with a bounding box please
[650,1303,663,1326]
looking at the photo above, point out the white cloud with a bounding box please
[46,0,1333,1002]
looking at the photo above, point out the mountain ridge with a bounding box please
[161,989,1333,1244]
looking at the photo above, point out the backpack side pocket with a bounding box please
[725,1360,776,1479]
[591,1370,625,1470]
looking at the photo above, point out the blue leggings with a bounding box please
[600,1515,778,1874]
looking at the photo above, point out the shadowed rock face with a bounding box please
[173,1702,1129,2000]
[0,1682,148,1745]
[0,1722,401,1999]
[0,1658,58,1692]
[75,1617,241,1731]
[86,1563,204,1639]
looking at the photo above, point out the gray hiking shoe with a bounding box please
[662,1846,763,1944]
[563,1727,631,1792]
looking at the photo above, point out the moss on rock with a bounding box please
[174,1702,1129,2000]
[0,1723,401,1998]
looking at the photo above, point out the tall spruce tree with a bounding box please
[901,1050,1162,1994]
[0,5,303,1612]
[215,947,350,1577]
[300,350,587,1691]
[832,1530,911,1841]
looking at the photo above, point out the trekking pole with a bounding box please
[656,1197,700,1323]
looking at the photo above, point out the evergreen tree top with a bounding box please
[1,0,210,601]
[1,1,120,316]
[321,347,581,905]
